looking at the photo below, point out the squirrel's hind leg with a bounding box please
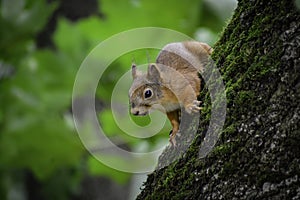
[167,110,180,147]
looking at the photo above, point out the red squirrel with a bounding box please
[129,41,212,146]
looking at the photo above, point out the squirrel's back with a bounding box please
[155,41,212,96]
[156,41,212,73]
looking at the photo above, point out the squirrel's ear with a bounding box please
[132,63,137,79]
[147,64,161,83]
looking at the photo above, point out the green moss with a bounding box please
[221,161,236,176]
[212,142,233,155]
[235,90,255,105]
[223,124,236,136]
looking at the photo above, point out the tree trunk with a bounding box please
[137,0,300,199]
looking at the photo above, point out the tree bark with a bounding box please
[137,0,300,199]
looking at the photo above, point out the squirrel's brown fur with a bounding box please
[129,41,212,146]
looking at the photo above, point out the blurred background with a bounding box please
[0,0,236,199]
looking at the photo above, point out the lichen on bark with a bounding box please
[137,0,300,199]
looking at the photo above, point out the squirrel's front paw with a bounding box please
[186,100,202,114]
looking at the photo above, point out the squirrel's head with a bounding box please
[129,63,163,116]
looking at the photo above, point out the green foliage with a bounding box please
[100,0,200,35]
[0,48,82,179]
[0,0,84,198]
[88,156,131,185]
[0,0,56,62]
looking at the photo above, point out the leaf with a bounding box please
[1,0,25,21]
[88,156,131,185]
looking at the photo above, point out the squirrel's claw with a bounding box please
[169,129,180,147]
[186,100,202,114]
[169,134,177,147]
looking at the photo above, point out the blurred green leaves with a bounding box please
[88,156,131,184]
[100,0,201,36]
[0,0,56,62]
[0,50,83,180]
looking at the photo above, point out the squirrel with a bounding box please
[129,41,213,146]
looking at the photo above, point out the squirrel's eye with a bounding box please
[144,89,152,99]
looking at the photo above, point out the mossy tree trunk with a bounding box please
[137,0,300,199]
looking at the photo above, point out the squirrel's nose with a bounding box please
[133,111,139,115]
